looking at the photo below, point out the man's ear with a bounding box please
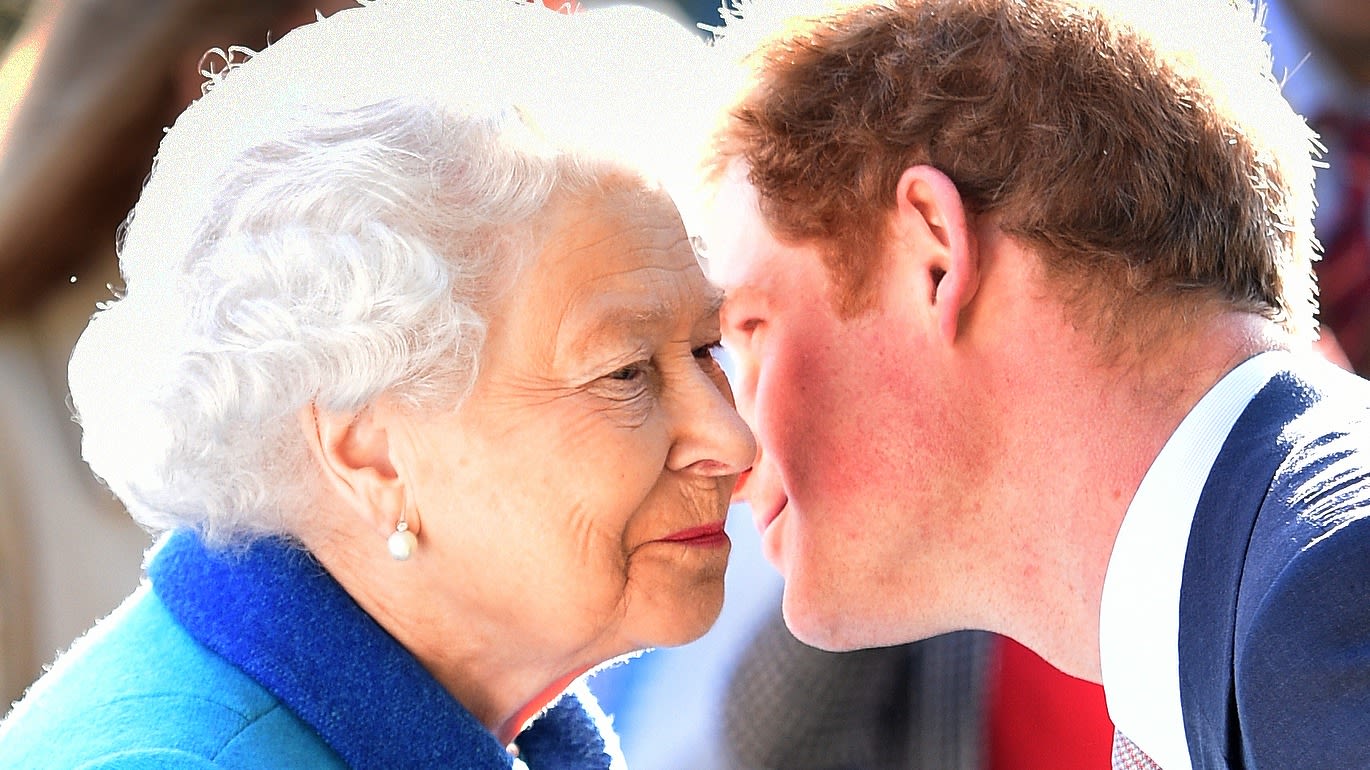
[891,165,979,343]
[297,402,408,539]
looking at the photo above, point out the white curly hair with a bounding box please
[67,0,710,546]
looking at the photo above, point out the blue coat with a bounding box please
[1180,359,1370,769]
[0,531,621,769]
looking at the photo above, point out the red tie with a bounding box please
[1112,730,1164,770]
[1313,112,1370,375]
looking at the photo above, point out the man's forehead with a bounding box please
[701,166,770,290]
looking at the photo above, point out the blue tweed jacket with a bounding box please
[0,531,621,769]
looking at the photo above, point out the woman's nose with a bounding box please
[665,368,758,477]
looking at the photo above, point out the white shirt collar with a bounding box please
[1099,351,1288,770]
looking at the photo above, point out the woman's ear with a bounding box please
[892,165,980,344]
[297,402,406,539]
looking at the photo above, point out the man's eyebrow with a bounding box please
[717,283,760,309]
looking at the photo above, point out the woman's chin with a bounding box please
[634,582,727,650]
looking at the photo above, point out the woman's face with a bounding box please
[392,180,755,667]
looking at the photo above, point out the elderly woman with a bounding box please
[0,1,754,767]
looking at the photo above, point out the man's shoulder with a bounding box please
[1215,356,1370,523]
[1231,355,1370,671]
[1247,358,1370,573]
[1223,358,1370,768]
[1230,503,1370,768]
[1180,356,1370,768]
[1183,356,1370,581]
[0,586,344,768]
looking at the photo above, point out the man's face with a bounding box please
[706,169,988,650]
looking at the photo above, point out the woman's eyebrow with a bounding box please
[561,288,725,357]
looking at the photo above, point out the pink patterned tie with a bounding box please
[1112,730,1164,770]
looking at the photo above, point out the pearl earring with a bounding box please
[387,513,418,561]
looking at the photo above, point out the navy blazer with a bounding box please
[1180,358,1370,769]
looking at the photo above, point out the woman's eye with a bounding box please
[597,360,656,404]
[607,363,647,382]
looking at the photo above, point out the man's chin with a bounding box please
[779,584,875,652]
[780,576,947,652]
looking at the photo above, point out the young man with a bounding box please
[702,1,1370,767]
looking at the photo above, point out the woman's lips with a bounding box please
[657,521,730,547]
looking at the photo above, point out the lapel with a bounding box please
[1177,369,1317,770]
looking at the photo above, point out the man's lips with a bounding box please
[656,521,730,546]
[752,496,787,535]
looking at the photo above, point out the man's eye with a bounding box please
[693,341,723,361]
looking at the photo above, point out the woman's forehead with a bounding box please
[536,182,701,289]
[496,188,718,357]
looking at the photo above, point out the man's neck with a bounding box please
[984,310,1288,681]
